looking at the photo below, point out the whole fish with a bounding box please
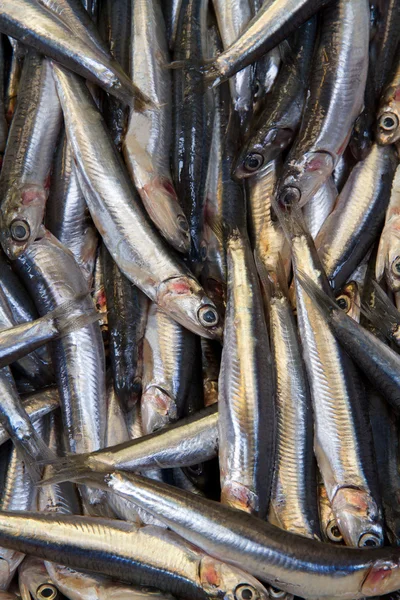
[219,231,274,517]
[0,51,62,260]
[376,163,400,294]
[211,0,253,128]
[201,0,331,86]
[316,144,397,290]
[53,65,221,340]
[0,511,270,600]
[277,0,369,208]
[0,36,8,166]
[257,258,319,540]
[276,206,383,548]
[0,0,150,109]
[46,131,98,283]
[302,178,337,241]
[123,0,190,254]
[141,302,196,434]
[172,0,211,269]
[103,247,148,410]
[234,18,316,179]
[56,470,400,599]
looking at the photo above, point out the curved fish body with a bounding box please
[202,0,331,86]
[53,65,221,340]
[0,511,270,600]
[123,0,189,254]
[60,471,400,600]
[0,51,62,260]
[172,0,211,270]
[246,159,289,276]
[212,0,253,128]
[277,207,383,548]
[103,247,149,410]
[36,0,110,57]
[141,302,196,434]
[5,37,23,125]
[376,163,400,292]
[316,144,397,290]
[234,18,316,179]
[46,131,98,283]
[0,0,149,109]
[219,232,274,517]
[302,178,337,241]
[0,37,8,166]
[277,0,369,209]
[263,266,319,539]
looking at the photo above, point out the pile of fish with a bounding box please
[2,0,400,598]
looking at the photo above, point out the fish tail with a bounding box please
[15,430,58,483]
[361,280,400,342]
[45,295,100,336]
[272,197,311,244]
[39,453,92,486]
[296,270,340,322]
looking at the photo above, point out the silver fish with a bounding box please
[52,65,221,340]
[19,557,59,600]
[303,178,337,240]
[4,37,23,125]
[0,36,8,165]
[123,0,190,254]
[376,162,400,293]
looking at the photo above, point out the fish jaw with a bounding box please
[331,487,384,548]
[278,151,334,209]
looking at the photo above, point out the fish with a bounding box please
[376,163,400,294]
[252,46,281,115]
[0,36,8,167]
[123,0,190,253]
[4,37,23,125]
[234,18,317,179]
[19,557,59,600]
[335,281,361,323]
[303,177,337,241]
[316,144,397,290]
[376,47,400,145]
[52,64,222,340]
[361,280,400,347]
[201,0,332,87]
[0,0,151,109]
[163,0,182,50]
[218,231,274,517]
[0,51,62,260]
[277,0,369,208]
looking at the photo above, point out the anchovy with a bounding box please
[316,144,397,290]
[19,557,59,600]
[0,51,62,260]
[303,178,337,241]
[53,65,221,340]
[277,0,369,208]
[4,37,23,125]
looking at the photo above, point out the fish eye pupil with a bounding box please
[384,117,394,128]
[203,310,216,323]
[336,297,348,311]
[37,584,57,600]
[331,526,341,539]
[245,153,263,172]
[379,113,398,131]
[280,187,301,206]
[178,216,189,232]
[235,585,256,600]
[10,219,30,242]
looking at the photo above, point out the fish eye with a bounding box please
[198,305,219,327]
[235,584,260,600]
[10,219,30,242]
[279,186,301,207]
[326,520,343,542]
[378,112,399,132]
[36,583,58,600]
[177,215,189,233]
[391,257,400,276]
[336,295,350,312]
[186,463,203,476]
[244,153,264,172]
[253,79,261,98]
[200,241,208,261]
[358,532,382,548]
[268,585,287,599]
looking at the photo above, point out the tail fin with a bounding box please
[296,269,341,323]
[15,429,58,483]
[271,197,311,244]
[361,280,400,345]
[43,295,100,337]
[38,453,92,487]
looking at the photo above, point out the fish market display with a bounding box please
[0,2,400,600]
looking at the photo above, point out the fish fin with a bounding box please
[42,294,100,336]
[271,197,311,244]
[15,431,58,483]
[296,269,340,322]
[38,453,91,486]
[361,280,400,342]
[254,251,273,300]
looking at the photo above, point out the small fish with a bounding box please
[376,162,400,294]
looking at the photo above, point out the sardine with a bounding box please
[316,144,397,290]
[0,51,62,260]
[53,65,221,340]
[123,0,190,253]
[277,0,369,208]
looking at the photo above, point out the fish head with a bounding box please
[19,557,58,600]
[156,276,223,340]
[362,559,400,597]
[335,281,361,322]
[141,386,178,434]
[277,151,334,209]
[331,487,384,548]
[376,88,400,145]
[376,219,400,293]
[233,129,292,180]
[0,184,47,259]
[199,556,269,600]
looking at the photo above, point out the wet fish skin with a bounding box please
[4,37,23,125]
[103,247,149,411]
[123,0,190,254]
[163,0,182,50]
[234,18,316,179]
[0,0,149,109]
[46,131,98,283]
[0,51,62,261]
[372,0,400,100]
[277,0,369,209]
[0,36,8,165]
[252,46,281,115]
[53,65,221,340]
[376,51,400,146]
[0,511,269,600]
[219,231,274,517]
[376,163,400,293]
[202,0,331,86]
[60,471,400,599]
[303,178,337,241]
[316,144,397,290]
